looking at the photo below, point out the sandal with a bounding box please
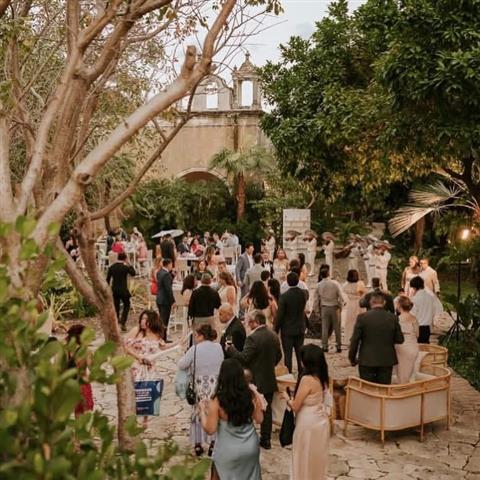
[194,444,204,457]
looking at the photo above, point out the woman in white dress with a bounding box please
[218,272,238,314]
[401,256,421,297]
[342,269,366,346]
[264,233,276,262]
[394,296,420,383]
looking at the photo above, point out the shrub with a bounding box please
[0,221,209,479]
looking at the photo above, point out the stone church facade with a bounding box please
[155,53,269,182]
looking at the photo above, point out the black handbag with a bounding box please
[279,407,295,447]
[186,345,197,406]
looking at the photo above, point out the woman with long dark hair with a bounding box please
[199,358,264,480]
[241,280,275,328]
[181,274,196,304]
[283,344,330,479]
[125,310,180,427]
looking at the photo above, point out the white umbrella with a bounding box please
[152,229,184,239]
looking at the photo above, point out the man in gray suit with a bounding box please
[244,253,267,292]
[235,242,254,297]
[349,293,404,384]
[316,264,344,353]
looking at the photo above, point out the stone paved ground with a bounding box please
[93,317,480,480]
[91,258,480,479]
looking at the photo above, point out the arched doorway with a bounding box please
[176,167,227,185]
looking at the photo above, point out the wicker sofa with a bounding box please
[418,343,448,367]
[344,364,451,444]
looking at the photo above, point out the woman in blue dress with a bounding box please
[199,358,264,480]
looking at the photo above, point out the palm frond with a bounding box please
[389,180,467,237]
[408,181,462,206]
[389,206,437,237]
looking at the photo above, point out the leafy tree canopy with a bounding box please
[259,0,480,206]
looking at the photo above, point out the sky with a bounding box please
[233,0,367,68]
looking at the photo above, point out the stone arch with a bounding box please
[175,167,227,184]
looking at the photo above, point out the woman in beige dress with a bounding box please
[342,269,366,346]
[401,256,421,297]
[283,344,330,480]
[394,296,420,383]
[273,248,289,282]
[218,272,238,314]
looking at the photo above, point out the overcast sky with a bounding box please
[234,0,367,68]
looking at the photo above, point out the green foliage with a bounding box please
[0,220,210,478]
[251,170,313,236]
[259,0,480,219]
[41,271,97,320]
[124,177,236,240]
[441,294,480,391]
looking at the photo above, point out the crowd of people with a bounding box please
[99,228,446,480]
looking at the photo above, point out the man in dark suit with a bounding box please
[227,311,282,450]
[106,252,136,331]
[349,293,405,384]
[359,277,395,313]
[275,272,307,373]
[156,258,175,341]
[218,303,246,352]
[188,274,221,330]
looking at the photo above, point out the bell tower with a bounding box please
[232,52,261,109]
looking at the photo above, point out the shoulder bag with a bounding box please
[185,345,197,406]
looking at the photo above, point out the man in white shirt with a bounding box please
[419,258,440,294]
[410,276,443,344]
[375,245,391,292]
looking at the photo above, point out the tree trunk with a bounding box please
[413,217,425,253]
[236,173,246,222]
[70,213,137,451]
[104,179,112,232]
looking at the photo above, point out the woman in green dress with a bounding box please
[199,359,264,480]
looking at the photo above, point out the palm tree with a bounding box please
[388,174,479,238]
[210,146,273,221]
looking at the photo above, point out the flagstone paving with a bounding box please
[92,308,480,480]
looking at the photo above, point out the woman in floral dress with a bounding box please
[125,310,180,427]
[178,324,224,457]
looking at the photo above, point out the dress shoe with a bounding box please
[120,324,127,332]
[336,347,342,353]
[260,440,271,450]
[322,347,329,353]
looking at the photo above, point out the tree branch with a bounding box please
[0,117,14,222]
[90,111,195,220]
[32,0,238,247]
[59,239,101,309]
